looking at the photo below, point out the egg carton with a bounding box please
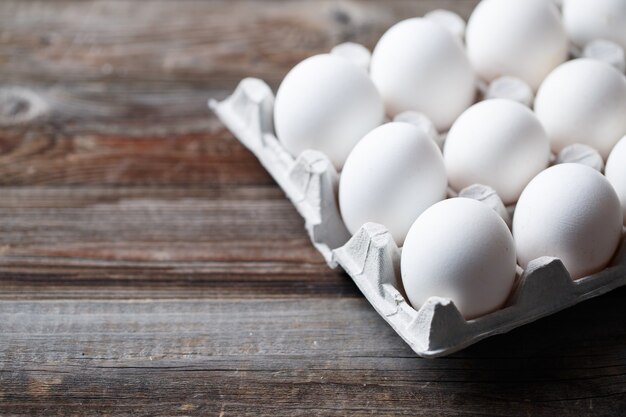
[209,77,626,358]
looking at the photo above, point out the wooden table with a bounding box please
[1,1,625,415]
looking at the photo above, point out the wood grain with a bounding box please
[0,0,481,86]
[1,0,625,416]
[2,290,626,416]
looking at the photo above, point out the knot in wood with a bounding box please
[0,87,48,126]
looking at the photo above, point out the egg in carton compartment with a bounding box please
[209,36,626,357]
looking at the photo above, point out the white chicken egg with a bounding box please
[339,122,447,246]
[534,59,626,159]
[424,9,467,41]
[605,136,626,225]
[513,163,623,279]
[562,0,626,52]
[401,197,517,320]
[274,54,384,169]
[370,18,476,131]
[444,99,550,204]
[466,0,568,90]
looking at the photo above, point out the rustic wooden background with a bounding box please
[1,1,625,416]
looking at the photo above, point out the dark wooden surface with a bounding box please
[1,1,625,416]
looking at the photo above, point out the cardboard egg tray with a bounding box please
[209,74,626,358]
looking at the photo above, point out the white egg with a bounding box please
[466,0,568,90]
[534,59,626,159]
[444,99,550,204]
[562,0,626,51]
[513,163,623,279]
[424,9,467,41]
[330,43,371,71]
[339,122,447,246]
[393,111,442,148]
[606,136,626,225]
[401,197,517,320]
[370,18,476,131]
[274,54,384,169]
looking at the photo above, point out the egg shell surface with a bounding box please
[274,54,384,169]
[339,122,447,246]
[424,9,467,41]
[563,0,626,51]
[534,59,626,159]
[444,99,550,204]
[513,163,623,280]
[370,18,476,131]
[466,0,568,90]
[606,136,626,225]
[401,197,517,320]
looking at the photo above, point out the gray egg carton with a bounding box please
[209,77,626,358]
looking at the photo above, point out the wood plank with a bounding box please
[0,117,274,186]
[0,1,481,87]
[0,186,354,300]
[1,291,626,416]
